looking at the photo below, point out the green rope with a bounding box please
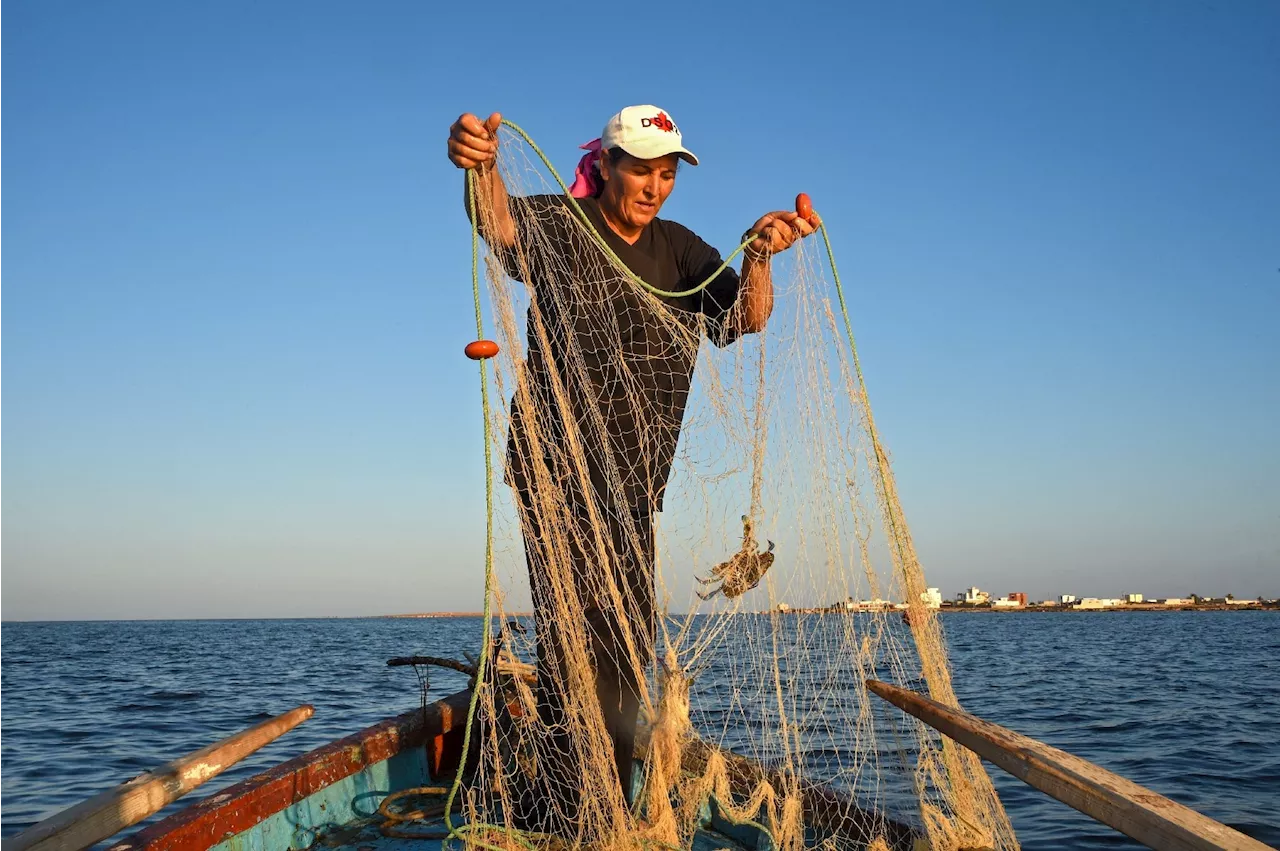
[440,168,512,851]
[817,223,915,601]
[498,118,759,298]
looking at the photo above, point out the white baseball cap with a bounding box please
[600,105,699,166]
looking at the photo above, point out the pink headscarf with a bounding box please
[568,138,603,198]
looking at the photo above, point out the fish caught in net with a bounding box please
[452,120,1019,851]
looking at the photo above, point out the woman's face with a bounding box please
[599,152,679,231]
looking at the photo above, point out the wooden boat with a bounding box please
[6,671,1272,851]
[14,685,920,851]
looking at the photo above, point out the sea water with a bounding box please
[2,612,1277,849]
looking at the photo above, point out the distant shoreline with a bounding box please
[381,604,1278,619]
[4,607,1272,624]
[935,603,1279,613]
[381,612,531,618]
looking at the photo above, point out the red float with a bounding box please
[795,192,814,223]
[464,340,500,360]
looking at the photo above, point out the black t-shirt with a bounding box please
[499,194,742,514]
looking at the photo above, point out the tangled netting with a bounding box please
[445,121,1018,851]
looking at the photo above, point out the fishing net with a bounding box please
[450,122,1018,851]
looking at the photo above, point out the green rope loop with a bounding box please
[498,118,758,298]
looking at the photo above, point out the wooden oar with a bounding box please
[865,680,1273,851]
[3,705,314,851]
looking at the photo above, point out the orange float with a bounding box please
[795,192,813,222]
[464,340,500,360]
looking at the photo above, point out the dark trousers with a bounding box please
[515,494,655,834]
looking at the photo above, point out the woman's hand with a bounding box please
[744,211,818,259]
[448,112,502,170]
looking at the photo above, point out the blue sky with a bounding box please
[3,1,1277,620]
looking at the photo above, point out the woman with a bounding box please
[446,105,815,835]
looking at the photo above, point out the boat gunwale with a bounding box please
[106,691,473,851]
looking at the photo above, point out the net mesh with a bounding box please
[457,127,1018,851]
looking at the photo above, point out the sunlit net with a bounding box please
[459,126,1018,851]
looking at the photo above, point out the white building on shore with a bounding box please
[1074,597,1124,609]
[843,598,893,612]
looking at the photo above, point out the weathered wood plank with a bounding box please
[2,706,314,851]
[865,679,1274,851]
